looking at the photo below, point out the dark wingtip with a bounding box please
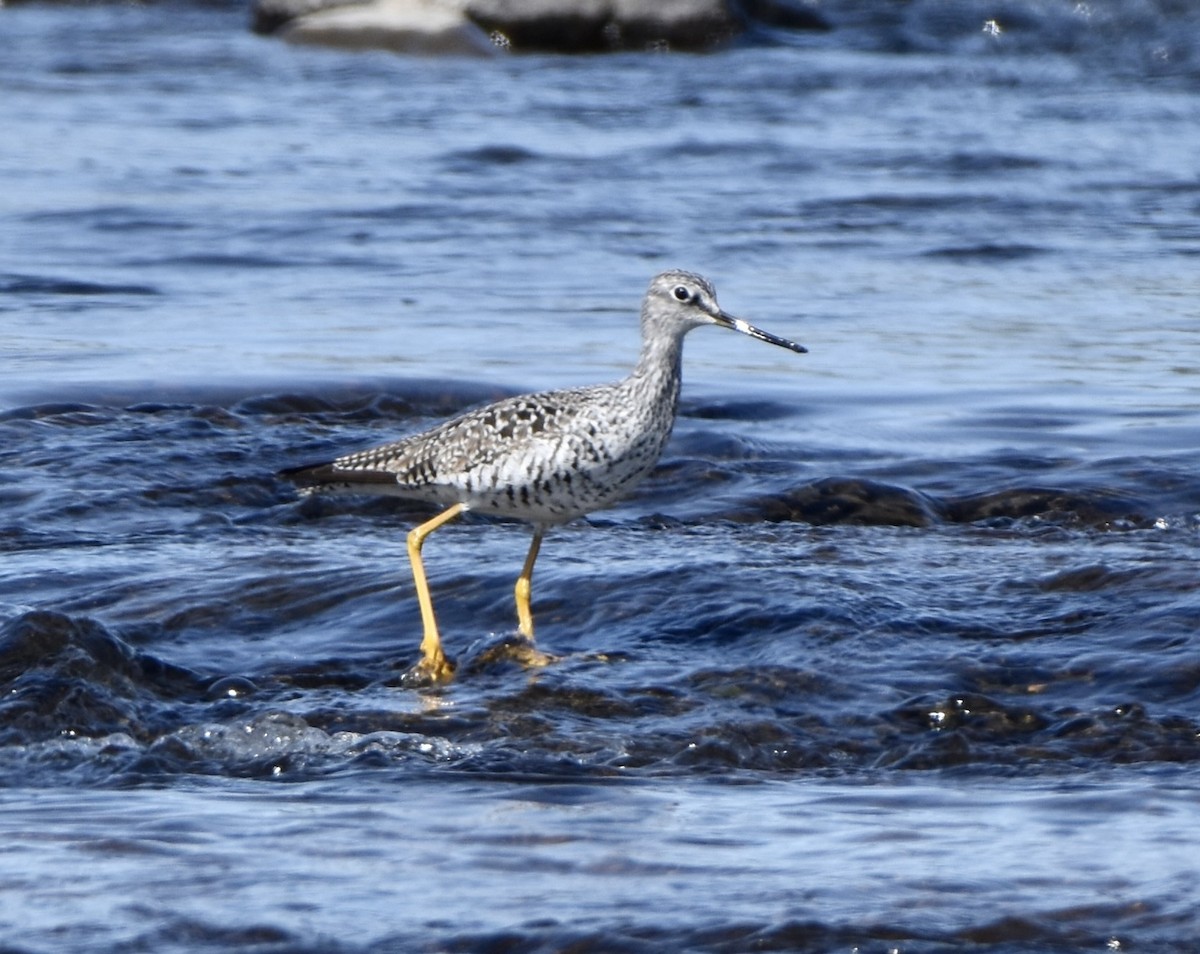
[278,461,334,488]
[279,461,400,493]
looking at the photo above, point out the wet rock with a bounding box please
[0,612,197,744]
[723,477,934,527]
[939,486,1150,529]
[278,0,498,55]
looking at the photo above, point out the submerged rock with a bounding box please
[722,477,936,528]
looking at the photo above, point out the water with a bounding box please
[2,2,1200,951]
[5,777,1198,951]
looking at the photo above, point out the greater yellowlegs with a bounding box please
[283,270,806,682]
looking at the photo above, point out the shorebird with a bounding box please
[283,270,806,683]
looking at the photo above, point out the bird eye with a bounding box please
[672,285,691,302]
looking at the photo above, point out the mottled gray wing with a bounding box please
[282,385,605,495]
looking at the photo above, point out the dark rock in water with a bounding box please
[939,486,1150,529]
[0,612,203,745]
[725,477,935,527]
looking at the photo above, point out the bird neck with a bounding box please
[627,326,685,415]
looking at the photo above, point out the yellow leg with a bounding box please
[514,528,544,640]
[406,502,466,682]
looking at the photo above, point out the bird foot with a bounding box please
[400,649,457,687]
[466,633,560,673]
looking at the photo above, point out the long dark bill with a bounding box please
[715,309,807,354]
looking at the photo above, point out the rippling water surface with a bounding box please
[2,3,1200,951]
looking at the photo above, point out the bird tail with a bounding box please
[279,460,401,496]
